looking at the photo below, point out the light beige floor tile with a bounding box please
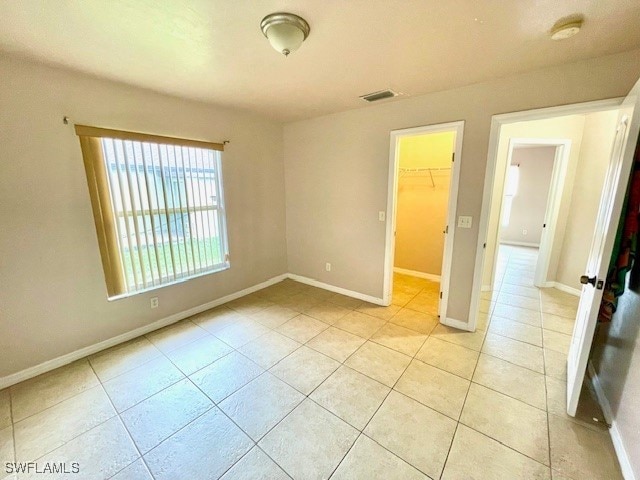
[0,426,14,476]
[496,293,540,311]
[103,356,184,412]
[277,314,329,343]
[89,336,162,382]
[10,360,99,422]
[479,299,495,314]
[334,311,386,339]
[121,378,212,454]
[415,337,479,380]
[226,294,276,315]
[303,302,351,325]
[370,323,427,356]
[500,284,541,299]
[250,304,299,329]
[220,373,304,441]
[549,414,622,480]
[34,417,138,480]
[389,308,438,335]
[269,346,340,395]
[277,292,324,312]
[145,407,253,480]
[305,286,335,300]
[473,354,546,410]
[345,342,411,387]
[364,391,456,479]
[502,274,535,287]
[111,459,153,480]
[14,386,115,461]
[492,303,542,327]
[220,447,289,480]
[391,290,418,307]
[326,293,364,310]
[540,289,580,308]
[215,318,270,348]
[431,324,486,351]
[482,333,544,373]
[551,470,574,480]
[145,320,208,353]
[191,306,244,334]
[165,334,233,375]
[489,315,543,346]
[306,327,366,363]
[442,424,551,480]
[460,384,549,465]
[238,331,300,369]
[476,312,490,331]
[356,303,402,321]
[544,348,568,380]
[405,293,440,316]
[259,399,359,480]
[545,376,606,432]
[332,434,428,480]
[541,302,577,319]
[543,330,572,354]
[310,366,390,430]
[190,351,264,403]
[542,313,575,335]
[0,390,10,429]
[395,360,470,420]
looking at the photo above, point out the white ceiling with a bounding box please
[1,1,639,122]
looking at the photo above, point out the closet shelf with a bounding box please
[399,167,451,186]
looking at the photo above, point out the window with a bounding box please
[501,164,520,227]
[76,126,229,298]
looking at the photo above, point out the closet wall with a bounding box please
[394,132,454,277]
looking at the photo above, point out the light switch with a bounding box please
[457,216,473,229]
[379,211,386,221]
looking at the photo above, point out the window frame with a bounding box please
[76,125,230,300]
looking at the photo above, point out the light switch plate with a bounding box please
[457,216,473,229]
[378,211,386,222]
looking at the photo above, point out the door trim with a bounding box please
[468,98,623,331]
[383,121,464,327]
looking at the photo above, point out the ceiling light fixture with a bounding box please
[550,18,583,40]
[261,12,310,56]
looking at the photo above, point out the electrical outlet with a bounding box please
[457,216,473,229]
[522,229,528,235]
[325,263,331,272]
[150,297,159,309]
[378,211,386,222]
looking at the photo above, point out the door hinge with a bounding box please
[483,242,486,248]
[543,223,546,228]
[440,291,443,299]
[451,152,455,163]
[443,225,449,234]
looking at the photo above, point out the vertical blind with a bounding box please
[76,126,229,298]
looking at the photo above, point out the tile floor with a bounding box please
[0,246,623,479]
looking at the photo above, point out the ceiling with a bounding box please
[1,1,639,122]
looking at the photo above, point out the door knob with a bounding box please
[580,275,596,286]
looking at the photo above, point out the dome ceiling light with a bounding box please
[260,12,310,56]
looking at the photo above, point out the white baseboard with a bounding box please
[499,240,540,248]
[441,317,473,332]
[481,284,492,292]
[0,274,288,390]
[546,281,582,297]
[287,273,385,306]
[393,268,441,282]
[589,362,637,480]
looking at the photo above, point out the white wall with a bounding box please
[556,110,620,289]
[0,55,287,378]
[501,147,555,245]
[283,49,640,324]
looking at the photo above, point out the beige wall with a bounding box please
[283,49,640,323]
[394,132,453,276]
[557,110,620,289]
[0,55,287,378]
[501,146,555,245]
[593,272,640,478]
[483,115,587,289]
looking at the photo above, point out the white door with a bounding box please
[567,80,640,415]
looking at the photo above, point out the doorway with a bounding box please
[383,121,464,325]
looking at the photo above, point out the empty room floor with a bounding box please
[0,246,623,479]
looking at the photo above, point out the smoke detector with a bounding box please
[360,89,400,103]
[550,19,583,40]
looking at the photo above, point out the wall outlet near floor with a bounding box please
[150,297,159,309]
[378,211,386,222]
[522,229,528,235]
[325,263,332,272]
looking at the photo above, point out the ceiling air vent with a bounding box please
[360,89,399,103]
